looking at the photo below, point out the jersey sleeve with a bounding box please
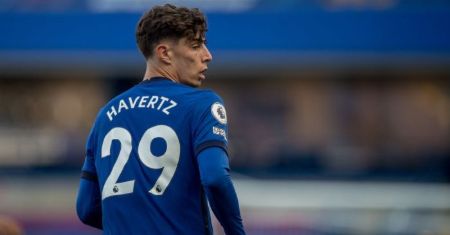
[81,121,99,182]
[191,91,229,157]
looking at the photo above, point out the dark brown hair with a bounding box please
[136,4,207,59]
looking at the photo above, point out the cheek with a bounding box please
[187,51,200,62]
[187,55,197,64]
[179,55,196,67]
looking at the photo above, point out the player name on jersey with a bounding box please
[106,95,177,121]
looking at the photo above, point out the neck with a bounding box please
[143,62,178,83]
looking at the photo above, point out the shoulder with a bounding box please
[189,89,228,125]
[89,89,131,132]
[97,87,136,116]
[172,85,224,109]
[191,88,224,105]
[202,89,223,101]
[186,89,226,114]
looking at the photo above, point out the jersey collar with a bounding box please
[141,76,174,84]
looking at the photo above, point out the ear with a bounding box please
[155,43,172,65]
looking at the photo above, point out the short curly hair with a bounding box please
[136,4,208,59]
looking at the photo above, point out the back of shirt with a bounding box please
[81,77,229,235]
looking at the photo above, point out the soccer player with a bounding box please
[76,4,246,235]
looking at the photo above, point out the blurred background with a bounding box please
[0,0,449,234]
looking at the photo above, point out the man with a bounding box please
[76,4,246,235]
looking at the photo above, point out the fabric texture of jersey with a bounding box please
[81,77,229,235]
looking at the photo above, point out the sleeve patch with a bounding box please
[212,126,227,141]
[211,102,227,124]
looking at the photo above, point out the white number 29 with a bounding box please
[101,125,180,200]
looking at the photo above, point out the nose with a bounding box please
[202,45,212,63]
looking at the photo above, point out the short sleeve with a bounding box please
[81,124,98,182]
[192,92,229,157]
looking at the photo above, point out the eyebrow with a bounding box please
[189,39,206,47]
[192,35,206,43]
[193,38,204,44]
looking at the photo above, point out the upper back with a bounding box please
[86,77,228,234]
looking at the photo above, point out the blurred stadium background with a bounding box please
[1,0,449,234]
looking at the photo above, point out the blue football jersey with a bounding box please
[81,77,229,235]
